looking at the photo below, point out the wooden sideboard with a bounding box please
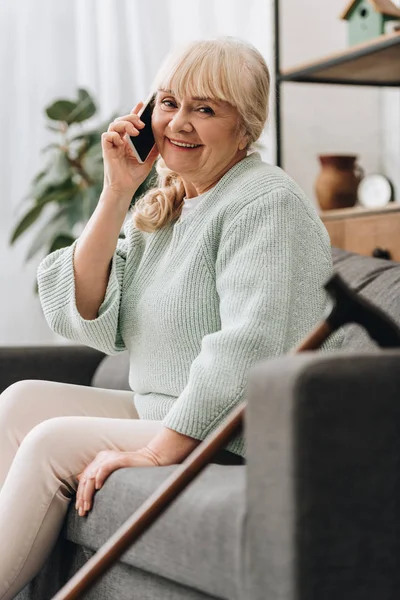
[320,203,400,262]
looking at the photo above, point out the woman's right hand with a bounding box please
[101,102,159,197]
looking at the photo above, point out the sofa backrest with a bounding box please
[332,248,400,351]
[91,351,130,390]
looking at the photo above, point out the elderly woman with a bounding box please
[0,37,342,598]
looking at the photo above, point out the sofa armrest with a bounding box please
[0,346,105,393]
[244,350,400,600]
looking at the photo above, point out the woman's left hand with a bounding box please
[75,448,160,517]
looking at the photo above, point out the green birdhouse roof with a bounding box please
[340,0,400,20]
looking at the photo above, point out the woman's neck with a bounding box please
[180,150,247,199]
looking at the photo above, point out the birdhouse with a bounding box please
[340,0,400,45]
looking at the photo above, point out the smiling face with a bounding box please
[151,89,248,198]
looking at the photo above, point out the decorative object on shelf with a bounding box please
[315,154,364,211]
[357,173,394,207]
[372,247,392,259]
[340,0,400,46]
[10,88,156,292]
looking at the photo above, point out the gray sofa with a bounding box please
[5,247,400,600]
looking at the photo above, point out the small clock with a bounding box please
[357,174,394,208]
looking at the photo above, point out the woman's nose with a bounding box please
[169,110,193,133]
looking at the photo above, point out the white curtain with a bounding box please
[0,0,274,345]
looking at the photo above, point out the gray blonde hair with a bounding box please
[133,37,271,233]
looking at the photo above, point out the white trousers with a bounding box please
[0,379,164,600]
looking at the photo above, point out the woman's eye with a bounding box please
[161,99,176,108]
[198,107,214,115]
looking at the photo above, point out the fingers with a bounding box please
[108,110,145,136]
[102,102,148,152]
[75,472,96,516]
[82,477,96,514]
[109,119,144,138]
[101,130,125,149]
[131,101,143,114]
[75,451,124,517]
[94,465,111,491]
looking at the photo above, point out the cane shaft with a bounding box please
[292,321,334,353]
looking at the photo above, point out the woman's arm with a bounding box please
[145,427,201,465]
[73,188,132,320]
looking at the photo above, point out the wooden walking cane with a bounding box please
[52,273,400,599]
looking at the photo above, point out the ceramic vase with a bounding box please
[315,154,364,211]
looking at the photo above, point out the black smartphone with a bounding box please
[125,93,156,163]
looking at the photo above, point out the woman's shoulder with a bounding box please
[218,152,318,222]
[213,154,331,263]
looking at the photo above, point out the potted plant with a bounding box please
[10,88,155,290]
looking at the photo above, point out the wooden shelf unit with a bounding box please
[273,4,400,260]
[279,31,400,87]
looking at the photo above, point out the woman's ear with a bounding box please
[237,123,249,151]
[238,134,249,151]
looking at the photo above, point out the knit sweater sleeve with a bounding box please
[37,228,130,355]
[162,188,330,445]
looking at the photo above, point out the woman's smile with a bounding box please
[166,137,203,150]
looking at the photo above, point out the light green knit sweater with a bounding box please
[37,152,343,456]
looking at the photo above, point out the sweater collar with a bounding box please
[173,152,262,228]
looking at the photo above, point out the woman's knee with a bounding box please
[0,380,62,448]
[21,417,85,483]
[8,418,81,502]
[0,380,43,421]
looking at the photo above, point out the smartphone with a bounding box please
[125,93,156,164]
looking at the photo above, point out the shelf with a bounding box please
[279,31,400,87]
[319,202,400,220]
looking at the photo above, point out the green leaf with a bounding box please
[46,124,63,132]
[67,88,97,123]
[46,89,97,125]
[32,170,47,185]
[35,183,79,208]
[25,207,71,261]
[48,233,75,253]
[24,177,75,207]
[46,100,78,122]
[68,132,102,161]
[64,190,85,229]
[81,142,104,181]
[31,150,72,197]
[41,143,61,154]
[10,204,45,244]
[20,170,50,202]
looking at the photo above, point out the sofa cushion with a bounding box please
[332,248,400,351]
[65,464,245,600]
[91,351,130,390]
[332,247,396,292]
